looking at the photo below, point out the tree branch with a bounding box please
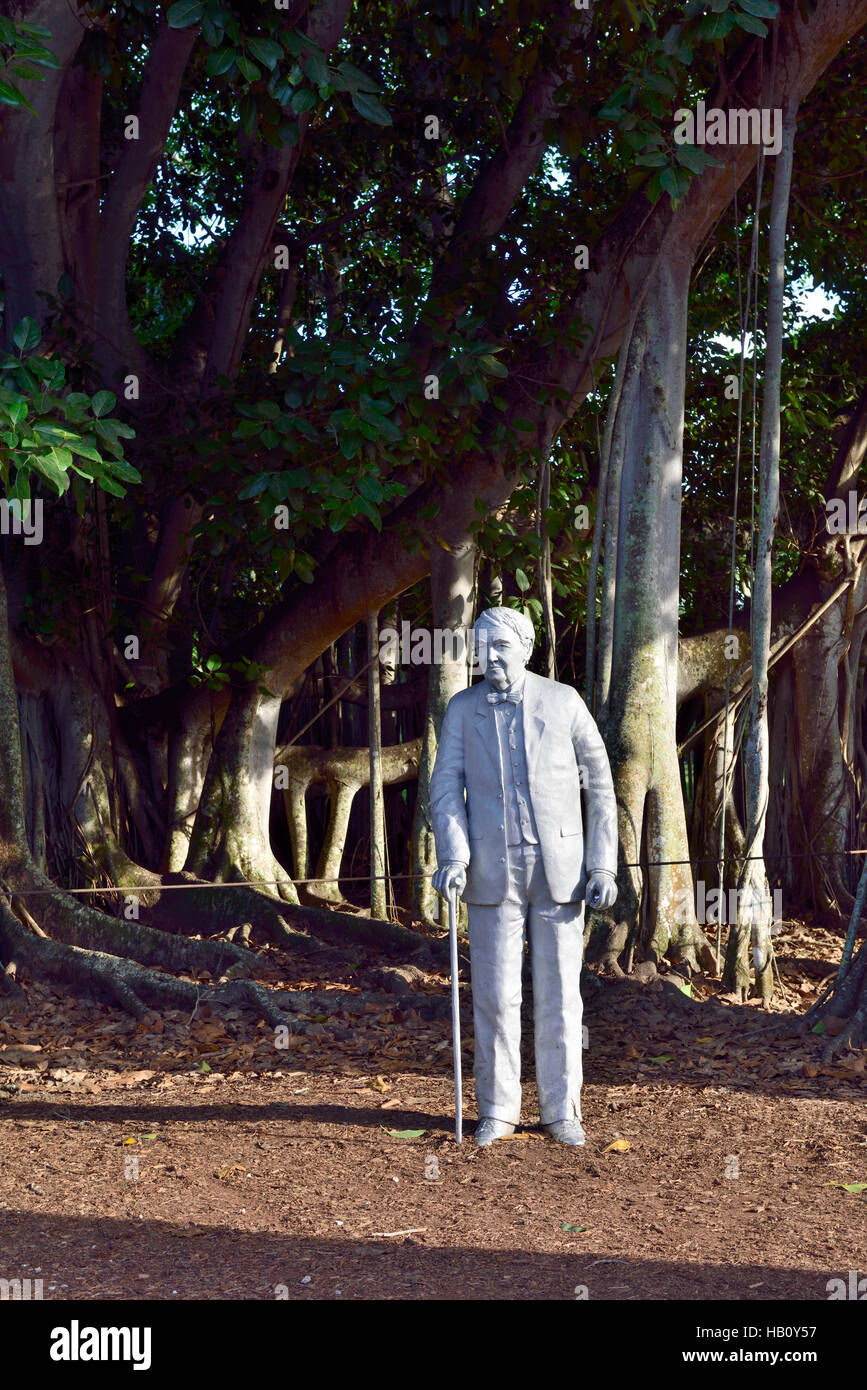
[201,0,354,391]
[94,19,199,389]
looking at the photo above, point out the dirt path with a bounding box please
[0,956,861,1289]
[0,1069,865,1301]
[0,920,865,1300]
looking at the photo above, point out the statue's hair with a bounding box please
[473,605,535,652]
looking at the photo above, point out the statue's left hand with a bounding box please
[585,871,617,910]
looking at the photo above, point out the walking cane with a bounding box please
[448,884,463,1144]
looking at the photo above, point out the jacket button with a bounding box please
[497,824,503,831]
[499,857,506,863]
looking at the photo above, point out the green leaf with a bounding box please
[103,457,141,483]
[166,1,204,28]
[12,318,41,353]
[46,444,73,469]
[515,567,531,592]
[339,432,362,460]
[382,1128,426,1139]
[351,91,392,126]
[675,144,723,175]
[825,1182,867,1194]
[200,15,223,47]
[303,51,329,87]
[0,78,33,112]
[289,86,317,115]
[336,61,381,94]
[645,73,676,96]
[735,10,769,34]
[560,1223,588,1233]
[31,450,69,495]
[239,94,257,137]
[635,151,668,168]
[700,11,736,37]
[91,389,116,418]
[647,1053,674,1063]
[480,354,508,378]
[67,439,101,463]
[738,0,779,15]
[247,37,283,70]
[236,55,261,83]
[206,48,237,77]
[239,474,269,500]
[197,1060,211,1072]
[94,471,126,497]
[810,1021,826,1034]
[660,165,690,200]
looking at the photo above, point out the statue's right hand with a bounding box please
[432,862,467,899]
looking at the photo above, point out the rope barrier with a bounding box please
[3,845,866,896]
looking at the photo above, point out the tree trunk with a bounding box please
[600,250,716,974]
[410,539,476,924]
[367,612,387,919]
[727,105,797,1002]
[184,683,298,903]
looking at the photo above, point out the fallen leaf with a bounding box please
[603,1138,631,1153]
[561,1222,587,1233]
[382,1128,425,1139]
[825,1182,867,1195]
[370,1075,390,1093]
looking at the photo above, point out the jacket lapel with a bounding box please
[473,681,501,777]
[522,671,547,777]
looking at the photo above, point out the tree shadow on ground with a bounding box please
[0,1208,849,1301]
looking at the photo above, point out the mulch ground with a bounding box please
[0,915,865,1300]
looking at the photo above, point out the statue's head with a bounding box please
[473,607,535,690]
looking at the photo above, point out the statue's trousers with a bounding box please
[467,841,584,1127]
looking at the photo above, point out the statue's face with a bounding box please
[475,625,530,690]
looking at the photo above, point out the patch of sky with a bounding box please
[710,275,840,357]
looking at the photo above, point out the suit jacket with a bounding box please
[430,670,618,905]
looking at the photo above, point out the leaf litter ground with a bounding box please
[0,916,864,1300]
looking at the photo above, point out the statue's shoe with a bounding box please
[544,1119,586,1146]
[474,1117,517,1147]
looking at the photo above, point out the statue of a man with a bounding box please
[430,607,618,1146]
